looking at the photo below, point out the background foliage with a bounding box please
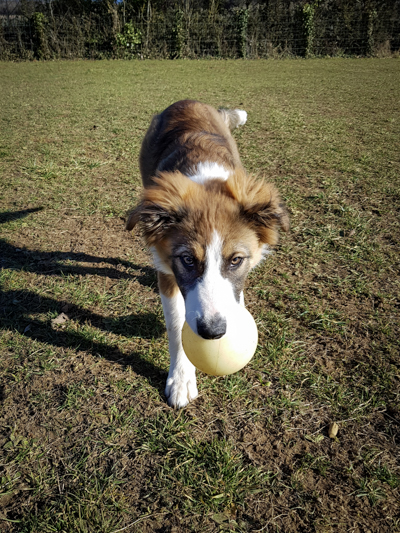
[0,0,399,60]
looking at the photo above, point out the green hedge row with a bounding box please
[1,1,399,60]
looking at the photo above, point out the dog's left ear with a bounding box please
[226,174,289,244]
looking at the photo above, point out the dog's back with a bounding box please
[139,100,247,188]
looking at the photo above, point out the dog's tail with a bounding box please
[218,108,247,130]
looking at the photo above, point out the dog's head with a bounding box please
[127,170,289,339]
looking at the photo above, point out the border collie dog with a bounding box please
[127,100,289,408]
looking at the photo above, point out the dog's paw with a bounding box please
[165,373,198,409]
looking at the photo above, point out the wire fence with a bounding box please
[1,1,399,61]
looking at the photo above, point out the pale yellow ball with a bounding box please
[181,307,258,376]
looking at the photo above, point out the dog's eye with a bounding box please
[181,255,195,267]
[231,256,244,268]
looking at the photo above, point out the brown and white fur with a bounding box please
[127,100,289,408]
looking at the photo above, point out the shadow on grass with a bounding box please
[1,291,167,395]
[0,208,157,286]
[0,238,157,285]
[0,207,44,224]
[0,209,167,395]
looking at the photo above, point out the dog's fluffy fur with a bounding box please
[127,100,289,408]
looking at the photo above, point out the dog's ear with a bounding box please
[241,191,290,235]
[226,173,289,244]
[126,206,141,231]
[126,200,184,243]
[126,172,191,244]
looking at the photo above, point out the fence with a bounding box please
[1,1,399,61]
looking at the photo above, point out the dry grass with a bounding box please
[0,58,399,532]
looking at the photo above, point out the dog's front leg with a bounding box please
[158,273,198,408]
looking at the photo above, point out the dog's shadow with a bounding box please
[0,208,167,394]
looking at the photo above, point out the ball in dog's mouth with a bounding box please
[181,306,258,376]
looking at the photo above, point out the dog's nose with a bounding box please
[196,315,227,340]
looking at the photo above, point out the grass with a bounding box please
[0,58,399,532]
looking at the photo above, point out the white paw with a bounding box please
[165,372,198,409]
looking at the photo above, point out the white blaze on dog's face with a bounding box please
[181,231,244,338]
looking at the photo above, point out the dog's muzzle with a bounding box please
[196,314,227,340]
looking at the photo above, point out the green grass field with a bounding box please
[0,58,399,532]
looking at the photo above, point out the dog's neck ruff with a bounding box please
[188,161,230,185]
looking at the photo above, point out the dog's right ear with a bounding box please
[126,199,185,245]
[126,172,194,243]
[126,206,141,231]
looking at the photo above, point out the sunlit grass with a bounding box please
[0,58,399,532]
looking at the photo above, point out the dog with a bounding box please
[127,100,289,408]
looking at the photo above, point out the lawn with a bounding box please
[0,58,399,532]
